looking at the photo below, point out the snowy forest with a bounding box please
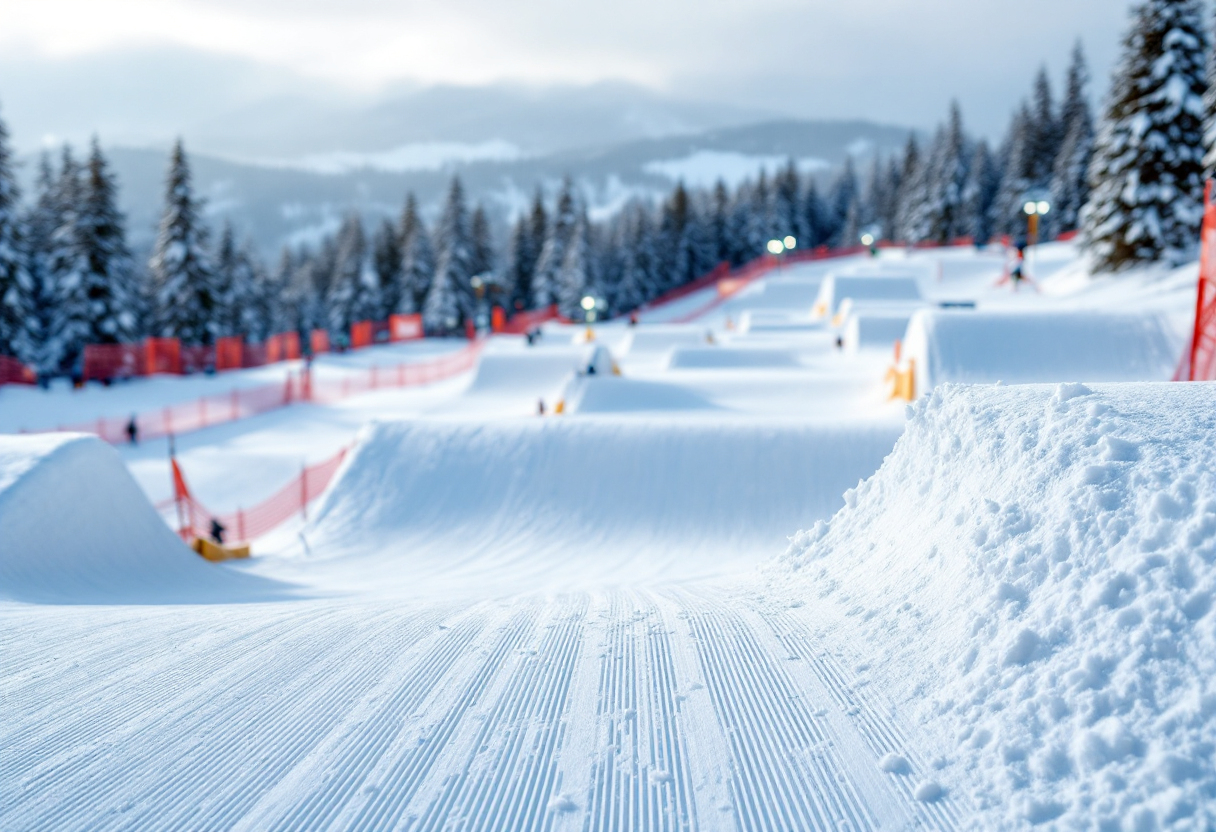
[0,0,1212,375]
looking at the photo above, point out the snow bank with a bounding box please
[737,310,821,334]
[904,310,1180,395]
[774,382,1216,828]
[814,274,922,318]
[725,277,823,314]
[666,347,801,369]
[306,418,903,594]
[463,345,588,398]
[0,434,282,603]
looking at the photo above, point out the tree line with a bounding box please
[0,0,1211,373]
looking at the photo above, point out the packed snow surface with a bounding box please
[775,382,1216,829]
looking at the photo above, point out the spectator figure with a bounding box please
[210,517,226,545]
[629,311,639,327]
[125,415,139,445]
[1010,241,1027,291]
[537,398,546,416]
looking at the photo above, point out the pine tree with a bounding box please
[893,134,924,242]
[22,153,58,356]
[149,140,218,345]
[1052,43,1096,234]
[922,101,972,244]
[991,105,1036,238]
[238,241,274,341]
[773,161,804,244]
[327,213,379,333]
[398,194,434,314]
[961,140,1001,244]
[1029,67,1063,188]
[558,214,593,319]
[801,179,831,249]
[469,205,494,280]
[77,138,140,344]
[213,222,244,338]
[1083,0,1208,271]
[43,147,92,372]
[708,180,730,264]
[826,160,858,245]
[424,177,474,331]
[0,105,37,364]
[371,217,402,318]
[531,178,575,309]
[611,203,653,314]
[1205,7,1216,178]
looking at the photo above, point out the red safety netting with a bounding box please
[167,446,350,543]
[502,304,568,334]
[306,341,482,404]
[1178,181,1216,381]
[350,320,374,349]
[388,314,423,342]
[0,355,36,386]
[56,340,484,444]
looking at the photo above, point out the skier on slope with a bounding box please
[210,517,227,545]
[125,415,139,445]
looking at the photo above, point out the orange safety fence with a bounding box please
[162,446,350,543]
[0,355,36,386]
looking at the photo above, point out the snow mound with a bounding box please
[904,310,1180,394]
[665,347,801,369]
[725,277,823,313]
[305,418,902,594]
[0,434,282,603]
[815,274,922,317]
[619,326,711,355]
[774,382,1216,828]
[464,345,588,398]
[736,310,821,334]
[561,376,719,414]
[843,312,913,353]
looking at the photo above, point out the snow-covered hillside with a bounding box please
[2,242,1210,831]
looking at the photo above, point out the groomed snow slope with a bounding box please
[0,434,285,603]
[904,309,1181,394]
[773,382,1216,829]
[302,418,904,594]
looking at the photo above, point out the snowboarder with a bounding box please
[125,415,139,445]
[210,517,226,545]
[629,311,639,327]
[537,398,546,416]
[1010,241,1027,291]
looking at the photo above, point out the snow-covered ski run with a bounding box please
[3,243,1213,830]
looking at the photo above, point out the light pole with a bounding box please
[768,236,796,273]
[1022,200,1050,279]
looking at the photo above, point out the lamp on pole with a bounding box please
[1022,199,1050,278]
[768,236,796,273]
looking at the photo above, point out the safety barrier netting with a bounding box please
[1178,181,1216,381]
[163,446,349,543]
[49,340,484,444]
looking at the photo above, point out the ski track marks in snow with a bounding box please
[0,589,950,831]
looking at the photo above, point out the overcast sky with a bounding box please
[0,0,1141,154]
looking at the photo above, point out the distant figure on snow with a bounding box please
[537,398,546,416]
[210,517,227,545]
[126,415,139,445]
[629,311,639,327]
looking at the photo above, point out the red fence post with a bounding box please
[237,509,246,542]
[231,389,239,421]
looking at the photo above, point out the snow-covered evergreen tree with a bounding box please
[398,195,434,314]
[1051,42,1096,234]
[149,140,218,345]
[991,105,1036,238]
[1205,6,1216,178]
[894,134,925,242]
[42,147,91,371]
[238,241,274,341]
[370,217,402,318]
[557,214,593,319]
[0,105,37,363]
[22,153,59,357]
[1083,0,1208,271]
[469,205,494,280]
[611,203,653,314]
[424,177,474,331]
[961,140,1001,244]
[531,179,575,309]
[922,101,972,244]
[327,213,379,333]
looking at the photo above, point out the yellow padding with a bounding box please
[611,362,622,376]
[831,311,845,327]
[554,399,565,414]
[191,537,252,562]
[885,359,916,402]
[584,326,596,342]
[812,301,828,319]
